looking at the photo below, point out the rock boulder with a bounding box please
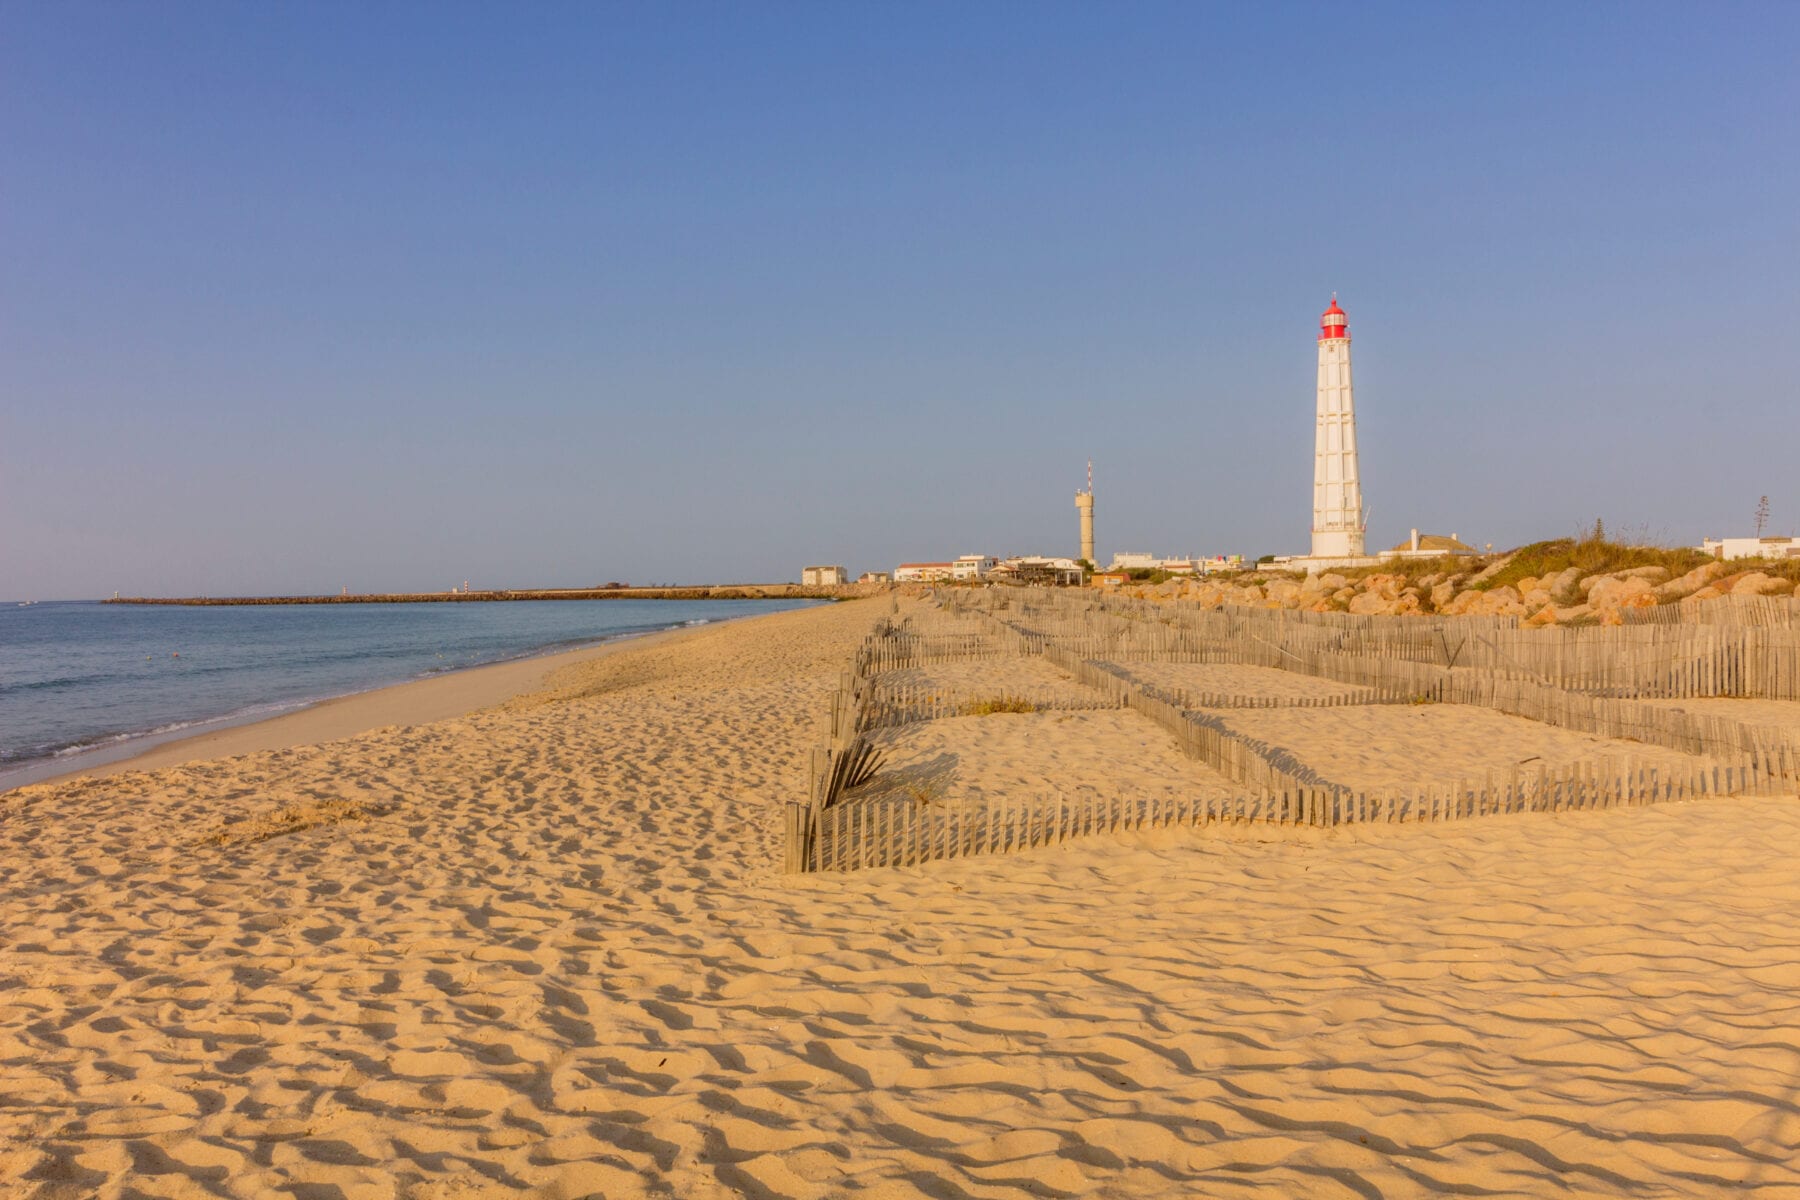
[1547,567,1586,604]
[1654,561,1726,601]
[1587,575,1658,614]
[1730,572,1795,597]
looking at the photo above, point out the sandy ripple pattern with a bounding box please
[1103,660,1370,703]
[4,600,1800,1198]
[1212,704,1717,795]
[856,709,1236,807]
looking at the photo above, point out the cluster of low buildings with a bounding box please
[886,551,1247,589]
[801,565,892,586]
[892,555,1083,586]
[1107,552,1246,574]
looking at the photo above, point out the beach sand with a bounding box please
[1211,703,1716,794]
[1643,696,1800,733]
[1105,660,1369,703]
[856,709,1237,807]
[4,598,1800,1198]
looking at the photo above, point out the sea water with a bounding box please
[0,598,818,788]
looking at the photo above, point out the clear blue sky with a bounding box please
[4,2,1796,596]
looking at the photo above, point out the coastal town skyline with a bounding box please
[6,5,1797,597]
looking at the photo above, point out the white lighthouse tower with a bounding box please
[1310,295,1367,560]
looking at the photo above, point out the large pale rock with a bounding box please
[1446,586,1526,618]
[1588,575,1658,613]
[1547,567,1586,604]
[1617,565,1672,584]
[1444,589,1477,613]
[1438,589,1478,616]
[1527,602,1596,626]
[1522,587,1553,609]
[1266,578,1304,605]
[1315,573,1348,591]
[1225,585,1264,606]
[1516,576,1540,598]
[1483,599,1529,619]
[1349,592,1422,617]
[1731,572,1794,596]
[1430,581,1460,611]
[1655,561,1727,601]
[1481,587,1528,617]
[1361,574,1404,601]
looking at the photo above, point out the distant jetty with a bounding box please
[105,583,886,606]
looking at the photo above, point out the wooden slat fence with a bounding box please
[787,592,1800,874]
[790,752,1788,873]
[864,682,1121,729]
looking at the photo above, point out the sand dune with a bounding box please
[4,599,1800,1198]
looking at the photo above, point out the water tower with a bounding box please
[1075,460,1095,565]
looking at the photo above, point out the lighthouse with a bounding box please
[1310,295,1367,560]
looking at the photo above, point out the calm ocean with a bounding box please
[0,598,818,789]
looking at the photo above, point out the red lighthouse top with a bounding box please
[1319,295,1349,342]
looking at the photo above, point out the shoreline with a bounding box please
[104,583,882,605]
[1,617,725,793]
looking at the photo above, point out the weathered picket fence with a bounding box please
[785,591,1800,875]
[788,752,1787,874]
[968,589,1800,701]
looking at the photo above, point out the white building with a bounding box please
[1380,530,1478,561]
[858,571,892,584]
[951,554,997,580]
[1108,552,1200,575]
[894,562,955,583]
[801,565,849,586]
[1702,536,1800,561]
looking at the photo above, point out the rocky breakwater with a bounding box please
[1118,558,1796,626]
